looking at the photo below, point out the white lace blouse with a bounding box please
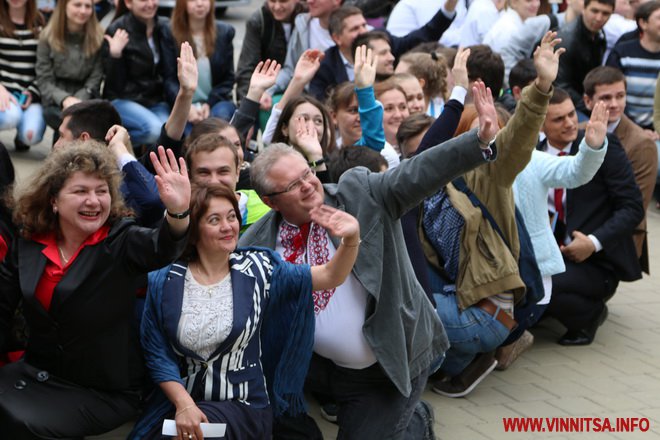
[176,271,234,360]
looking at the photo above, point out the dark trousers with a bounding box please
[0,361,141,439]
[547,259,619,331]
[307,354,430,440]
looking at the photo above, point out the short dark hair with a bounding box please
[549,87,572,105]
[635,0,660,26]
[396,113,434,158]
[329,5,363,36]
[185,132,240,172]
[185,117,244,153]
[467,45,505,97]
[61,99,121,142]
[328,146,387,182]
[584,0,615,9]
[509,59,537,91]
[583,66,627,97]
[184,183,242,261]
[351,30,390,57]
[326,81,356,113]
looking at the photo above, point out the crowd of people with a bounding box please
[0,0,657,438]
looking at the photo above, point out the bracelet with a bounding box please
[175,404,195,416]
[341,237,361,248]
[308,157,326,168]
[167,208,190,219]
[476,129,495,148]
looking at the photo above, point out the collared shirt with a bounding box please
[545,142,603,252]
[32,226,111,310]
[338,50,355,82]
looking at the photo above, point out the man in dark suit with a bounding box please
[310,3,456,100]
[540,88,644,345]
[582,66,657,274]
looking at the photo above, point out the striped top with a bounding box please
[0,23,40,97]
[606,40,660,129]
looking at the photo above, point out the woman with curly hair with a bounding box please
[0,141,191,437]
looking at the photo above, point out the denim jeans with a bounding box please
[434,292,511,377]
[305,354,433,440]
[112,99,170,146]
[0,101,46,145]
[210,100,236,121]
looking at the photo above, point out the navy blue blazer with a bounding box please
[539,132,644,282]
[309,8,454,100]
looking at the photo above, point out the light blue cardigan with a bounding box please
[513,137,608,277]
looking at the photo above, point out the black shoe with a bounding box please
[558,305,608,346]
[432,352,497,398]
[319,403,338,424]
[14,136,29,152]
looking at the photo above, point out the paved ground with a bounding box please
[6,2,660,438]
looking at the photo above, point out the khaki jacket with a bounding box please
[423,84,552,310]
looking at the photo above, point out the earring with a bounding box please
[53,207,58,214]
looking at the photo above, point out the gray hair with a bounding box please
[250,143,306,197]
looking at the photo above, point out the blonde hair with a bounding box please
[40,0,103,57]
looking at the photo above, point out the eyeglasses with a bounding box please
[265,168,316,197]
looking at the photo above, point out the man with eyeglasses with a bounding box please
[239,81,500,440]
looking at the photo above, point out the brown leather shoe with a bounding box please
[495,330,534,370]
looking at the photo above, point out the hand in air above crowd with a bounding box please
[584,101,609,149]
[533,31,565,93]
[473,80,498,145]
[354,44,378,89]
[452,47,470,91]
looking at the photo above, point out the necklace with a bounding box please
[58,246,70,265]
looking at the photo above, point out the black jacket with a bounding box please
[236,4,300,102]
[164,21,236,107]
[0,219,187,391]
[102,13,176,107]
[555,16,606,115]
[539,132,644,282]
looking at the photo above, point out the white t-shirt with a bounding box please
[276,225,377,369]
[308,18,336,51]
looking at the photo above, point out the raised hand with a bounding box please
[106,124,132,157]
[104,28,129,58]
[292,49,324,85]
[354,44,378,89]
[473,80,498,144]
[533,31,565,92]
[452,47,470,90]
[149,146,191,214]
[585,101,609,149]
[310,205,360,244]
[444,0,458,12]
[294,117,324,159]
[177,42,198,95]
[248,60,282,98]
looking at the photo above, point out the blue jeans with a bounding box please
[434,292,511,377]
[0,101,46,145]
[210,100,236,121]
[112,100,170,146]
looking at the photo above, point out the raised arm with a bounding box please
[263,49,323,143]
[310,206,360,291]
[149,146,191,237]
[415,47,470,155]
[164,42,197,144]
[489,31,561,186]
[353,45,385,151]
[231,59,281,141]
